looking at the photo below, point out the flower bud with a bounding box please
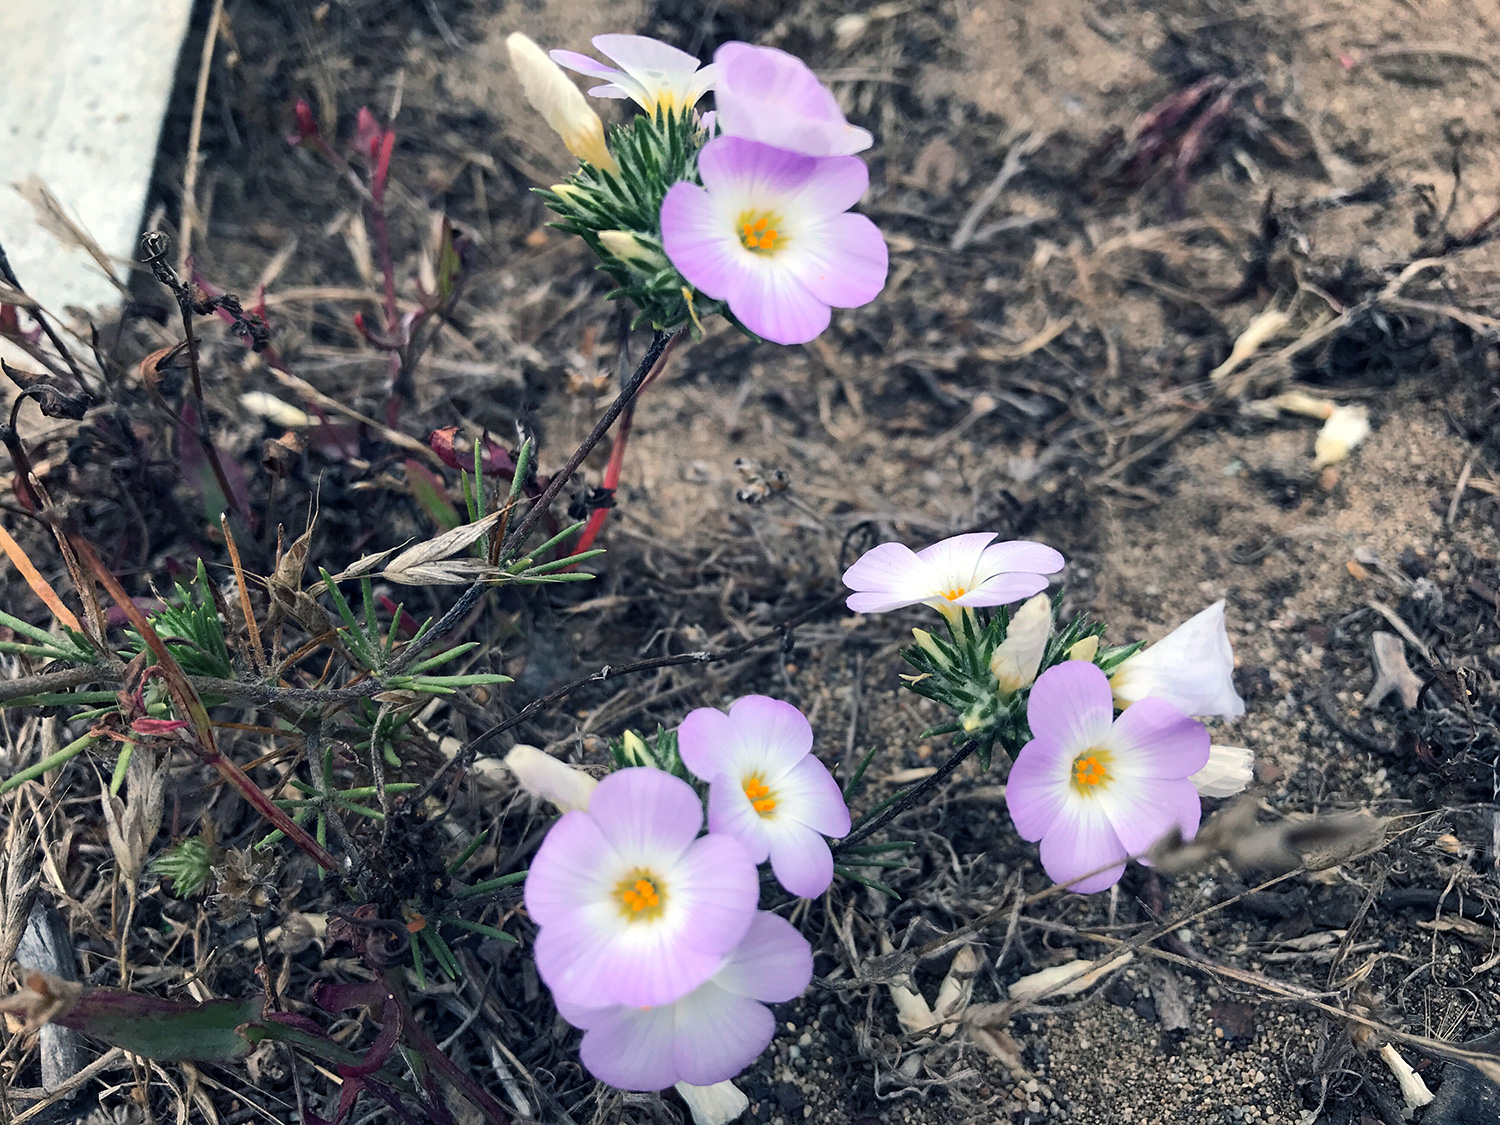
[503,745,597,812]
[619,729,651,767]
[1066,635,1099,662]
[598,230,662,269]
[911,628,951,669]
[506,34,620,173]
[989,594,1050,695]
[1188,744,1254,798]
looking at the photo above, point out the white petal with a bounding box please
[990,594,1052,694]
[675,1081,750,1125]
[1189,744,1255,798]
[1111,601,1245,719]
[504,745,597,812]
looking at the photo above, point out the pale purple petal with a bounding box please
[534,910,730,1009]
[977,540,1066,578]
[725,695,813,779]
[1025,662,1115,757]
[953,572,1050,608]
[593,34,702,74]
[842,542,928,612]
[575,1005,682,1091]
[525,810,619,927]
[780,156,870,218]
[1038,800,1126,894]
[1108,699,1210,780]
[549,48,622,81]
[1004,736,1072,842]
[765,819,835,897]
[774,755,851,837]
[1101,776,1202,862]
[671,984,776,1087]
[677,706,737,783]
[784,212,887,308]
[913,531,996,569]
[713,42,872,157]
[696,135,819,201]
[706,775,772,864]
[668,833,760,956]
[712,913,814,1003]
[660,182,743,299]
[725,263,830,345]
[586,84,633,99]
[586,768,703,863]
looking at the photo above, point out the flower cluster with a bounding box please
[843,532,1252,893]
[507,33,887,345]
[520,696,848,1094]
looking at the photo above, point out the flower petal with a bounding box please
[669,833,760,958]
[977,540,1065,578]
[586,768,703,864]
[712,912,814,1003]
[1038,799,1126,893]
[1190,744,1255,798]
[1025,662,1115,758]
[678,706,737,784]
[712,42,872,156]
[783,212,887,309]
[1099,776,1202,861]
[671,983,776,1087]
[524,809,619,926]
[1107,699,1210,780]
[842,541,929,612]
[724,259,830,345]
[1111,601,1245,719]
[549,48,623,82]
[593,33,702,75]
[706,775,772,864]
[913,531,996,575]
[765,819,835,897]
[953,572,1050,608]
[725,695,814,779]
[575,1004,682,1091]
[661,182,744,300]
[1004,736,1072,842]
[774,755,851,837]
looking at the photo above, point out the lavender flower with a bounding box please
[556,912,812,1091]
[841,533,1064,624]
[525,768,759,1007]
[551,34,717,117]
[712,42,872,156]
[678,696,850,898]
[1109,600,1245,718]
[660,135,887,344]
[1005,662,1209,892]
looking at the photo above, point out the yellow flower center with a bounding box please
[940,587,967,602]
[1070,749,1112,794]
[615,871,666,921]
[738,210,785,254]
[743,775,778,816]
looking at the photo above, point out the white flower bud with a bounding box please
[1378,1044,1434,1113]
[911,628,951,669]
[597,230,661,268]
[1313,404,1370,469]
[1066,635,1099,662]
[989,594,1051,695]
[503,745,597,812]
[675,1081,750,1125]
[506,34,619,173]
[1189,744,1255,798]
[1111,601,1245,719]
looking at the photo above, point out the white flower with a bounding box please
[1110,601,1245,719]
[990,593,1051,695]
[551,35,716,118]
[842,533,1064,626]
[1189,745,1254,798]
[506,33,619,173]
[503,745,597,812]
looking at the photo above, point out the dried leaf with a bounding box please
[381,511,502,578]
[1007,952,1133,1004]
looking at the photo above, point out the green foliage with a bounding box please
[152,837,214,897]
[129,560,235,679]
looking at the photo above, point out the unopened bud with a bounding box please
[598,230,662,269]
[620,729,650,767]
[1066,635,1099,662]
[503,745,597,812]
[911,628,951,669]
[989,594,1050,695]
[506,34,620,173]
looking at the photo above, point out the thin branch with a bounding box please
[834,737,979,854]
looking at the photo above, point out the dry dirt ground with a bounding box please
[7,0,1500,1123]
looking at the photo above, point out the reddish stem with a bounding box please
[571,334,681,556]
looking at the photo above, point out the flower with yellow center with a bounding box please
[525,768,758,1008]
[842,533,1064,625]
[678,696,851,898]
[1005,662,1209,894]
[551,34,717,119]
